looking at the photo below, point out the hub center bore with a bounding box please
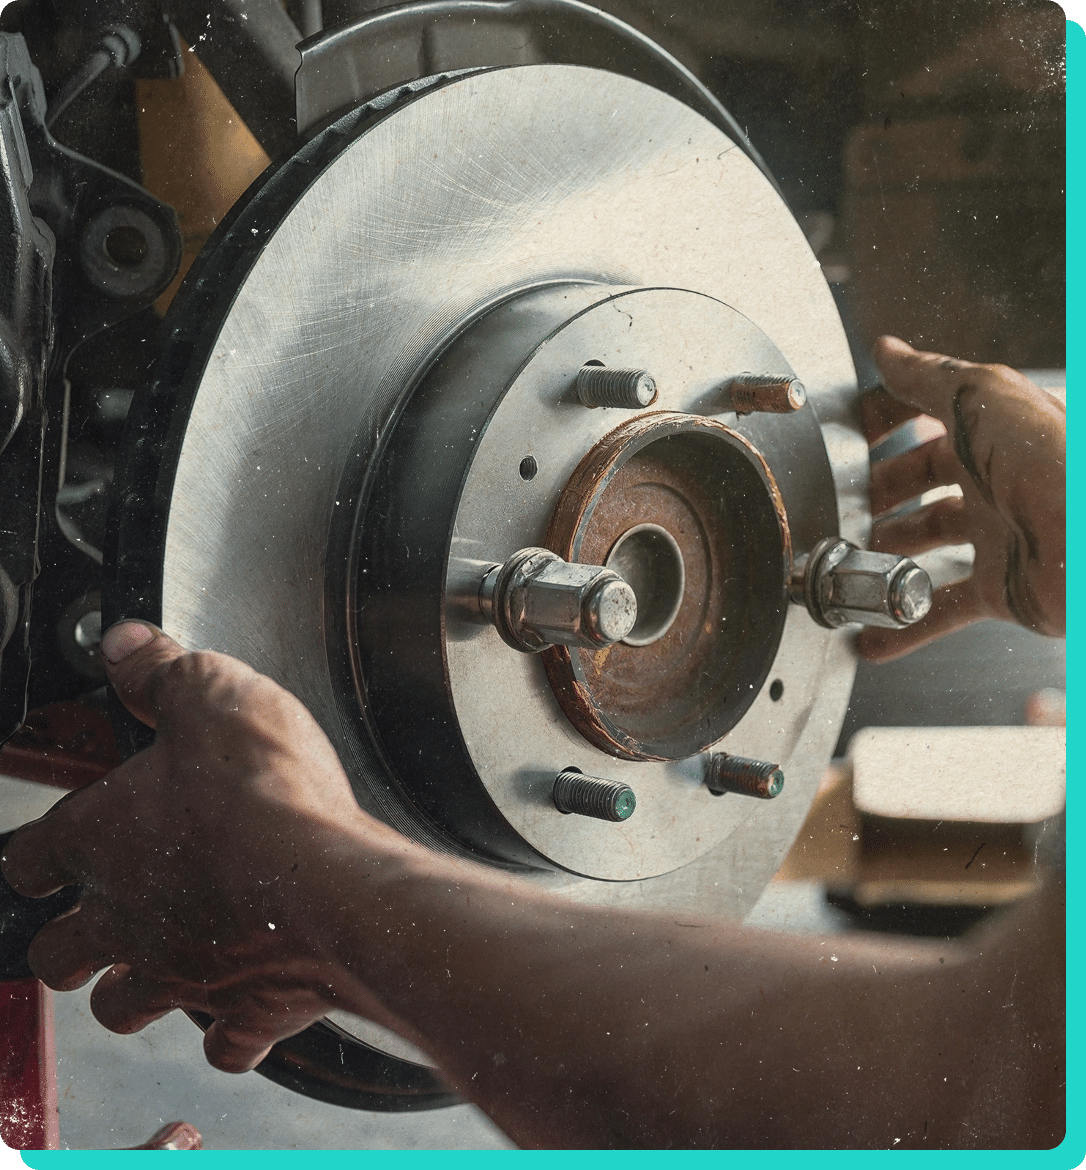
[545,412,791,763]
[604,524,685,647]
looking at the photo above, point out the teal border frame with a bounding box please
[12,15,1080,1168]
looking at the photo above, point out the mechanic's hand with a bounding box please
[859,336,1065,661]
[0,623,413,1073]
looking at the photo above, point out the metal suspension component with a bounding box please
[102,62,869,1110]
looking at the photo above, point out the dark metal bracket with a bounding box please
[0,30,181,743]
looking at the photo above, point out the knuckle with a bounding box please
[155,651,245,719]
[981,361,1017,384]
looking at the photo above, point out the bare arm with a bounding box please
[0,340,1065,1148]
[1,626,1063,1147]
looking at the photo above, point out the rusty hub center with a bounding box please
[544,412,791,762]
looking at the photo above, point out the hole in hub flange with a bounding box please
[104,224,149,266]
[519,455,538,481]
[769,679,784,701]
[605,523,685,647]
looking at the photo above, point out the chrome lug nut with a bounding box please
[553,769,636,820]
[575,364,659,409]
[728,372,807,415]
[705,754,784,799]
[792,537,933,629]
[479,547,637,652]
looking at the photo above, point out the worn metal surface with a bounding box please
[0,978,58,1148]
[445,285,846,879]
[729,373,808,415]
[544,410,790,764]
[294,0,776,200]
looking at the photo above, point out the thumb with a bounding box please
[100,621,188,729]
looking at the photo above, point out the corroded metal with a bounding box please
[544,411,791,762]
[729,372,807,415]
[705,754,784,799]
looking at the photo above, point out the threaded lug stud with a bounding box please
[728,373,807,415]
[705,754,784,799]
[576,365,658,409]
[553,769,636,821]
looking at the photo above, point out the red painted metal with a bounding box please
[0,979,59,1149]
[0,699,119,791]
[0,700,114,1153]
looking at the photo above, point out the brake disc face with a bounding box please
[352,282,840,881]
[109,64,867,1103]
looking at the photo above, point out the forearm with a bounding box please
[319,830,1064,1149]
[5,622,1060,1149]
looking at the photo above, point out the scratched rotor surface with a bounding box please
[136,65,865,916]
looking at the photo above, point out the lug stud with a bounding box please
[576,364,658,409]
[705,754,784,799]
[728,373,807,415]
[553,769,636,820]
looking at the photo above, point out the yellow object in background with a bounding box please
[136,46,270,312]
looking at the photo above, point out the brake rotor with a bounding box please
[107,64,867,1107]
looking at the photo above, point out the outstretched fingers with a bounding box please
[861,386,922,447]
[26,901,121,991]
[202,1018,279,1073]
[869,495,971,559]
[869,433,959,517]
[872,335,982,426]
[2,796,86,898]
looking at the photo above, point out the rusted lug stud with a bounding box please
[705,754,784,799]
[553,769,636,820]
[575,364,659,409]
[728,372,807,415]
[792,537,933,629]
[479,547,637,653]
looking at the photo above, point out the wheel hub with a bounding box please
[351,281,837,880]
[544,409,790,764]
